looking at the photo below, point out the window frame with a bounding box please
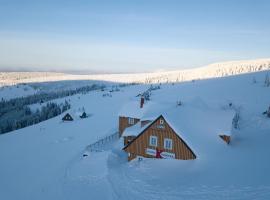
[164,138,173,150]
[128,117,135,125]
[149,135,158,147]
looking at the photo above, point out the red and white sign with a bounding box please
[145,148,175,159]
[146,148,156,156]
[160,151,175,159]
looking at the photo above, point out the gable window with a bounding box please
[157,119,165,129]
[149,136,157,147]
[164,138,173,150]
[128,118,135,125]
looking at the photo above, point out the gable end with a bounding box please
[123,115,196,159]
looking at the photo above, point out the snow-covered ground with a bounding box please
[0,70,270,199]
[0,72,65,86]
[1,58,270,87]
[1,58,270,100]
[0,84,38,100]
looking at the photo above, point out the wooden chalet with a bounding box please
[118,98,235,162]
[62,113,73,121]
[122,115,196,161]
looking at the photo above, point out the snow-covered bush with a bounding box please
[176,100,182,106]
[232,112,240,129]
[252,77,257,84]
[263,106,270,118]
[264,73,270,87]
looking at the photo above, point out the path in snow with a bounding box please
[106,148,270,200]
[61,130,121,200]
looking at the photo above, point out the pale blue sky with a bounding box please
[0,0,270,73]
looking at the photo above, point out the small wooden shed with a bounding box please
[80,112,87,119]
[219,134,231,144]
[62,113,73,121]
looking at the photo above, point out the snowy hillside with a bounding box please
[0,84,37,100]
[0,70,270,199]
[1,58,270,86]
[0,72,65,86]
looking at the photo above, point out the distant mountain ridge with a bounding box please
[1,58,270,86]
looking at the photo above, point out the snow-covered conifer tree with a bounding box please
[264,73,270,87]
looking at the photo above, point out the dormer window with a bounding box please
[128,117,135,125]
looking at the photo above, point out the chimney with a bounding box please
[140,97,145,108]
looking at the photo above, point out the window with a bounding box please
[164,138,173,150]
[157,119,165,129]
[149,136,157,147]
[128,118,135,125]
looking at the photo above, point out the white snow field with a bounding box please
[1,58,270,87]
[1,58,270,100]
[1,70,270,199]
[0,84,38,100]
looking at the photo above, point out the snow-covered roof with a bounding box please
[122,99,235,157]
[118,101,145,118]
[219,131,232,136]
[122,121,152,137]
[161,106,235,157]
[118,101,160,119]
[63,108,88,120]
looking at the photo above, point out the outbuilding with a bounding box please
[62,113,73,121]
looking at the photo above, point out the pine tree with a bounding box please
[232,112,240,129]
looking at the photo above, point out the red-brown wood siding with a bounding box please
[124,116,196,161]
[219,135,231,144]
[124,136,137,146]
[119,116,140,137]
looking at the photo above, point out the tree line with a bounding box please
[0,101,70,134]
[0,83,106,134]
